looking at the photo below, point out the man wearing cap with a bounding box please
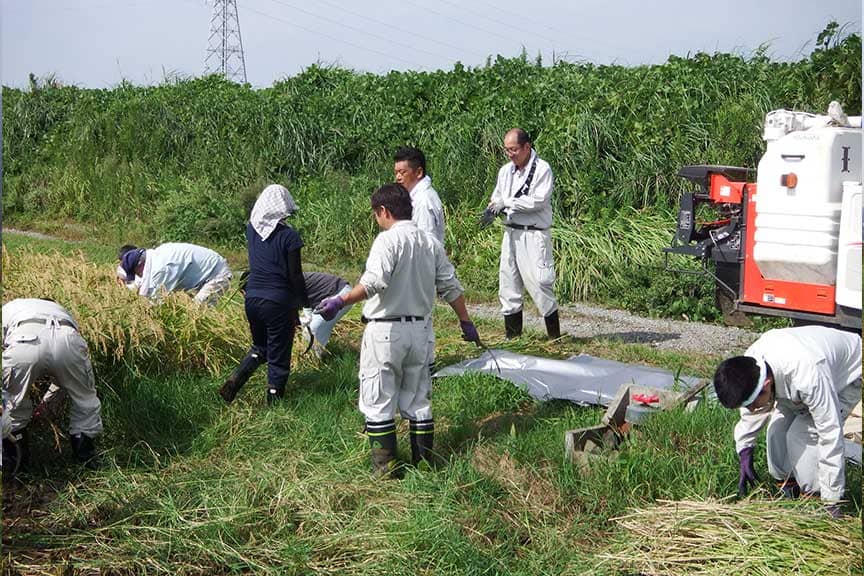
[487,128,560,340]
[116,244,142,289]
[119,242,232,305]
[2,298,103,472]
[315,183,480,475]
[219,184,309,406]
[712,325,861,515]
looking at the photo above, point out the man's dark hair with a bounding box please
[508,128,531,146]
[118,244,138,260]
[393,147,426,173]
[371,183,413,220]
[713,356,760,408]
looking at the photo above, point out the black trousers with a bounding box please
[244,297,299,388]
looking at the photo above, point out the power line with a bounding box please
[434,0,564,48]
[400,0,524,48]
[238,2,430,70]
[312,0,489,61]
[472,0,585,43]
[433,0,622,61]
[260,0,462,65]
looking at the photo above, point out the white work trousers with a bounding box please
[2,322,103,437]
[308,285,353,356]
[766,381,861,497]
[358,319,432,422]
[194,266,233,305]
[499,227,557,317]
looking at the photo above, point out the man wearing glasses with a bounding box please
[486,128,560,340]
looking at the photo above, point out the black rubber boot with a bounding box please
[69,433,99,470]
[504,311,523,339]
[544,310,561,339]
[266,383,285,406]
[409,419,435,467]
[2,428,29,479]
[367,420,398,477]
[219,349,264,403]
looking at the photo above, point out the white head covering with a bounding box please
[741,356,768,407]
[250,184,298,240]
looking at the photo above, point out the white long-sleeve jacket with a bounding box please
[489,150,554,229]
[359,220,463,320]
[410,175,445,245]
[138,243,229,299]
[734,326,862,500]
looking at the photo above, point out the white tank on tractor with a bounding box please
[753,106,862,306]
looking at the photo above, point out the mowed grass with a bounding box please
[2,237,861,575]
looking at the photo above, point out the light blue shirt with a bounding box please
[138,243,229,298]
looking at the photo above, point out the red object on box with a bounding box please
[632,393,660,405]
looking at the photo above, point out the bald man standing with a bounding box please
[487,128,560,340]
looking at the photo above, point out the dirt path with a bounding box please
[467,302,759,356]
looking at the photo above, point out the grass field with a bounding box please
[2,233,861,575]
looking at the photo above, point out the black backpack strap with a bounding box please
[513,157,539,199]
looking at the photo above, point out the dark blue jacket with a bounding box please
[245,222,309,308]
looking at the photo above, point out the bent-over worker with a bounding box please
[2,298,103,471]
[713,325,861,517]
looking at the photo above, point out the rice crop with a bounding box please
[593,497,863,576]
[1,244,248,375]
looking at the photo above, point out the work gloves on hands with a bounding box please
[460,320,481,345]
[487,199,506,214]
[478,208,497,229]
[737,446,758,497]
[315,296,345,321]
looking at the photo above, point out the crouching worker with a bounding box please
[299,272,354,357]
[713,325,861,517]
[315,183,481,475]
[2,299,103,473]
[219,184,309,406]
[119,242,232,305]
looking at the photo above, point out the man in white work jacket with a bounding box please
[315,183,481,475]
[487,128,560,340]
[713,325,861,516]
[2,298,103,471]
[119,242,233,305]
[394,146,445,244]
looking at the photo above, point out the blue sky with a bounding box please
[1,0,860,87]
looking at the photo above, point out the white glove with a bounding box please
[487,199,506,214]
[300,308,313,327]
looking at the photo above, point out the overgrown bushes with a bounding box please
[2,25,860,314]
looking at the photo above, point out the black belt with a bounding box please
[17,318,76,329]
[505,223,547,231]
[362,315,425,324]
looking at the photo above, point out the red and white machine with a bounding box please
[665,104,862,329]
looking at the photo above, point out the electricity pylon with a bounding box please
[203,0,248,83]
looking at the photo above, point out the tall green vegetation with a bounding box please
[2,24,860,315]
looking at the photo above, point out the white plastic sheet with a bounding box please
[433,350,702,406]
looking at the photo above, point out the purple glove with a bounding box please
[738,446,758,496]
[460,320,480,345]
[314,296,345,321]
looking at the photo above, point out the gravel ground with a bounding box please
[468,302,760,356]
